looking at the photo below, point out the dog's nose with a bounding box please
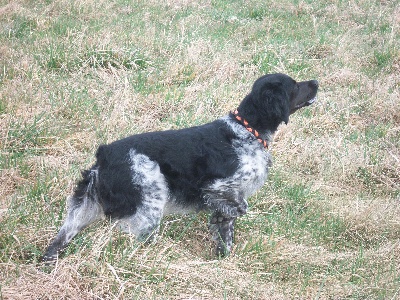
[310,80,319,88]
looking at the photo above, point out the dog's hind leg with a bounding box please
[118,204,163,243]
[42,170,104,262]
[117,150,169,243]
[209,212,236,257]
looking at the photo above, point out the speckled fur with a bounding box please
[204,117,273,255]
[43,73,318,262]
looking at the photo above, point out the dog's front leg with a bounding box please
[209,212,236,257]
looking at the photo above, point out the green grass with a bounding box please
[0,0,399,299]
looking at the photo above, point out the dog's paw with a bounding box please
[236,200,248,216]
[227,199,248,217]
[210,215,225,224]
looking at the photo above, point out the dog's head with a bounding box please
[239,73,318,132]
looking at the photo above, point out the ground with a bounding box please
[0,0,399,299]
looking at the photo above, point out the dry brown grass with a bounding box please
[1,0,399,299]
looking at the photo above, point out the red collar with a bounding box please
[231,109,268,149]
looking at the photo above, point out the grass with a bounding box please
[1,0,399,298]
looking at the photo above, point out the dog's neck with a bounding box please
[231,109,271,149]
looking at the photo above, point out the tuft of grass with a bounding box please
[39,45,149,72]
[6,15,37,39]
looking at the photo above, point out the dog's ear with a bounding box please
[258,82,290,125]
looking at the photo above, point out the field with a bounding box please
[0,0,399,299]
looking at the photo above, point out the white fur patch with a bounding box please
[118,150,170,239]
[209,117,271,199]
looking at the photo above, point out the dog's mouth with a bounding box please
[291,79,319,114]
[292,96,317,113]
[297,96,317,108]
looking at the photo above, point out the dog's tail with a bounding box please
[73,167,99,204]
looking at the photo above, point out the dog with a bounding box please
[42,73,318,261]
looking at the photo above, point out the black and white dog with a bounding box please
[43,73,318,261]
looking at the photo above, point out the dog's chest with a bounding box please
[235,146,271,198]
